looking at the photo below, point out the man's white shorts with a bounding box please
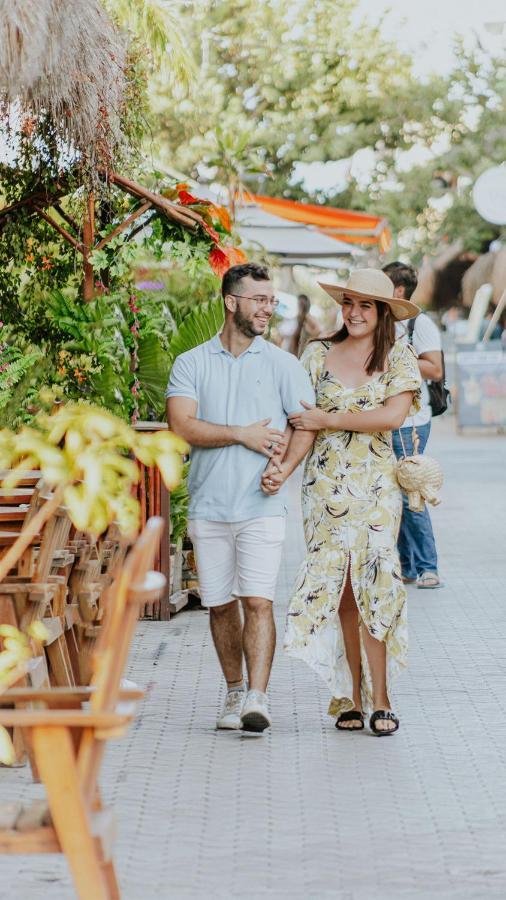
[187,517,286,608]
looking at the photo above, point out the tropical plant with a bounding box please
[0,621,49,765]
[105,0,196,89]
[166,295,225,369]
[169,460,190,546]
[0,344,42,412]
[0,401,188,586]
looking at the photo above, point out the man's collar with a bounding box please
[209,334,263,355]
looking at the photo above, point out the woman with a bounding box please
[262,269,421,735]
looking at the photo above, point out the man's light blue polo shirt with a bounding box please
[166,334,315,522]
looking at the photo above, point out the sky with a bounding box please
[355,0,506,76]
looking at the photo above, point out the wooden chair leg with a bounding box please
[46,635,75,686]
[32,726,111,900]
[101,859,121,900]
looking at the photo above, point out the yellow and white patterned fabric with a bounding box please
[284,339,422,717]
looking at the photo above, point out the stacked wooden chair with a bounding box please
[0,516,165,899]
[0,480,128,691]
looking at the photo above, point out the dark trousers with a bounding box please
[392,422,438,578]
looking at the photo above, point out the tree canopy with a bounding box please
[148,0,505,258]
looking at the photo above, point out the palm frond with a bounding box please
[136,332,169,417]
[166,296,224,369]
[106,0,195,88]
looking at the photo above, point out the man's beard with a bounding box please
[233,305,265,338]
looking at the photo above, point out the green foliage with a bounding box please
[327,42,506,259]
[151,0,449,193]
[169,461,190,545]
[105,0,196,89]
[166,296,225,369]
[0,346,43,417]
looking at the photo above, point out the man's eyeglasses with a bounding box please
[229,293,280,309]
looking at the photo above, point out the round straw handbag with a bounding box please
[395,427,443,512]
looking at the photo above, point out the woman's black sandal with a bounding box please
[369,710,399,736]
[335,710,365,731]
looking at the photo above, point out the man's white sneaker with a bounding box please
[240,689,271,733]
[216,690,245,730]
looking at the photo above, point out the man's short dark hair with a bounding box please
[382,261,418,300]
[221,263,270,298]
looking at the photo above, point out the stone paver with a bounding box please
[2,416,506,899]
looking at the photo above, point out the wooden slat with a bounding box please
[0,803,23,830]
[0,489,33,504]
[0,709,132,728]
[0,827,60,854]
[0,508,29,523]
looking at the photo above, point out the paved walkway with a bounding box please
[2,417,506,899]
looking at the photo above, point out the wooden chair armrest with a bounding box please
[0,687,144,704]
[0,709,133,729]
[0,582,57,597]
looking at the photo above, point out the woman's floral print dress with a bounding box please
[284,339,422,717]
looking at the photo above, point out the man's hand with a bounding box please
[289,401,330,432]
[236,419,287,458]
[261,462,289,495]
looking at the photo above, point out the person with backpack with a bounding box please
[383,262,445,589]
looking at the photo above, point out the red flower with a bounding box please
[201,220,221,244]
[177,189,199,206]
[209,245,248,277]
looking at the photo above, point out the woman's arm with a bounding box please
[289,391,415,434]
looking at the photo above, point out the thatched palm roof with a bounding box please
[0,0,127,171]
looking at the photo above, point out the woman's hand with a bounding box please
[288,401,332,432]
[261,462,289,495]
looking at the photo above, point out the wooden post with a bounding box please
[133,423,171,620]
[83,192,95,302]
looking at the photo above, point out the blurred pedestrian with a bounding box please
[383,262,443,589]
[292,293,321,356]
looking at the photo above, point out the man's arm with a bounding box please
[167,396,287,458]
[418,350,443,381]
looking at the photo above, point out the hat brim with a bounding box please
[318,282,420,321]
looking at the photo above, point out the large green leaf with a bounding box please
[135,296,224,420]
[166,296,224,369]
[137,333,169,418]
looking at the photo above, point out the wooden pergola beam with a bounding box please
[52,204,80,235]
[95,201,153,251]
[32,205,84,253]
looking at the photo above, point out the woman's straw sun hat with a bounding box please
[319,268,420,321]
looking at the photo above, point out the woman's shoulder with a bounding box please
[388,337,417,368]
[300,338,330,362]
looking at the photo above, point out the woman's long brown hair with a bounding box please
[324,300,396,376]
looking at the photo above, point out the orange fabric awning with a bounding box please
[247,194,392,253]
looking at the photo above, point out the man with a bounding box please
[383,261,443,589]
[166,263,315,733]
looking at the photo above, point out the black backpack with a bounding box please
[407,317,450,417]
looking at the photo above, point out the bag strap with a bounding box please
[398,425,420,458]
